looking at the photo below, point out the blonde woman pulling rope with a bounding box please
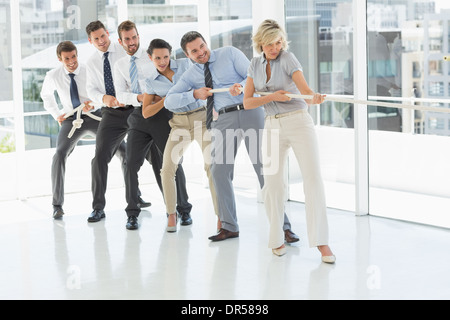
[243,19,335,263]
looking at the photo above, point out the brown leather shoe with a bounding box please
[284,229,300,243]
[208,228,239,241]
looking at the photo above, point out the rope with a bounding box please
[63,103,103,139]
[209,88,450,114]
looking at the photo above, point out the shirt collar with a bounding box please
[170,59,178,71]
[200,50,216,69]
[96,40,117,58]
[128,47,144,62]
[152,59,178,81]
[262,50,283,63]
[64,64,81,76]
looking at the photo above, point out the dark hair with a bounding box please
[117,20,138,40]
[85,20,106,37]
[147,38,172,56]
[180,31,206,53]
[56,41,77,59]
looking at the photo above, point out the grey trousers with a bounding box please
[210,107,292,233]
[52,111,126,208]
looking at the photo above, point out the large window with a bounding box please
[286,0,356,212]
[0,1,15,201]
[20,0,119,151]
[14,0,122,199]
[368,0,450,228]
[128,0,199,57]
[209,0,253,60]
[286,0,450,228]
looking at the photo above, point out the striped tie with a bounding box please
[204,62,214,129]
[129,55,141,94]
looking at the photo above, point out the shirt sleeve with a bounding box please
[145,77,156,95]
[247,58,255,79]
[231,47,250,87]
[283,51,303,78]
[40,71,63,120]
[86,58,105,107]
[164,72,197,112]
[114,62,140,106]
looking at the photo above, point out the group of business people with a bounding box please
[41,18,335,263]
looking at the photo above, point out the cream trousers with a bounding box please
[161,107,219,216]
[262,109,329,248]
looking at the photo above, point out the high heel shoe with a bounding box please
[321,255,336,264]
[272,245,286,256]
[166,213,177,233]
[318,245,336,264]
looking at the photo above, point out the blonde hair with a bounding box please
[252,19,289,54]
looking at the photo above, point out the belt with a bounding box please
[104,105,134,111]
[271,108,307,119]
[175,106,206,116]
[218,104,244,115]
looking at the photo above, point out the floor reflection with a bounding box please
[0,183,450,300]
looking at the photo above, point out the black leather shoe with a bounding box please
[208,229,239,241]
[53,206,64,220]
[87,210,105,222]
[284,229,300,243]
[137,197,151,208]
[126,216,139,230]
[180,212,192,226]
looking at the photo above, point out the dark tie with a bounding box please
[204,62,214,129]
[104,52,115,96]
[69,73,81,109]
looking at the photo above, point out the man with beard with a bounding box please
[165,31,299,243]
[85,20,151,225]
[114,20,192,230]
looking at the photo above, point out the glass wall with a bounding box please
[0,0,13,150]
[285,0,356,212]
[284,0,450,228]
[368,0,450,228]
[0,1,15,201]
[0,2,12,103]
[13,0,123,199]
[2,0,450,229]
[20,0,120,151]
[209,0,253,59]
[128,0,199,58]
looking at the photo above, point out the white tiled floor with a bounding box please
[1,181,450,300]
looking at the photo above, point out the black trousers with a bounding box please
[125,107,192,217]
[52,111,126,208]
[91,107,139,211]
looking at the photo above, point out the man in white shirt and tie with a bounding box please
[113,20,192,230]
[85,20,151,224]
[40,41,109,219]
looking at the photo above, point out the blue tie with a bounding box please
[69,73,81,109]
[104,52,115,96]
[129,55,141,94]
[204,62,214,129]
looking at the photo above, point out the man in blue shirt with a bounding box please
[165,31,299,243]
